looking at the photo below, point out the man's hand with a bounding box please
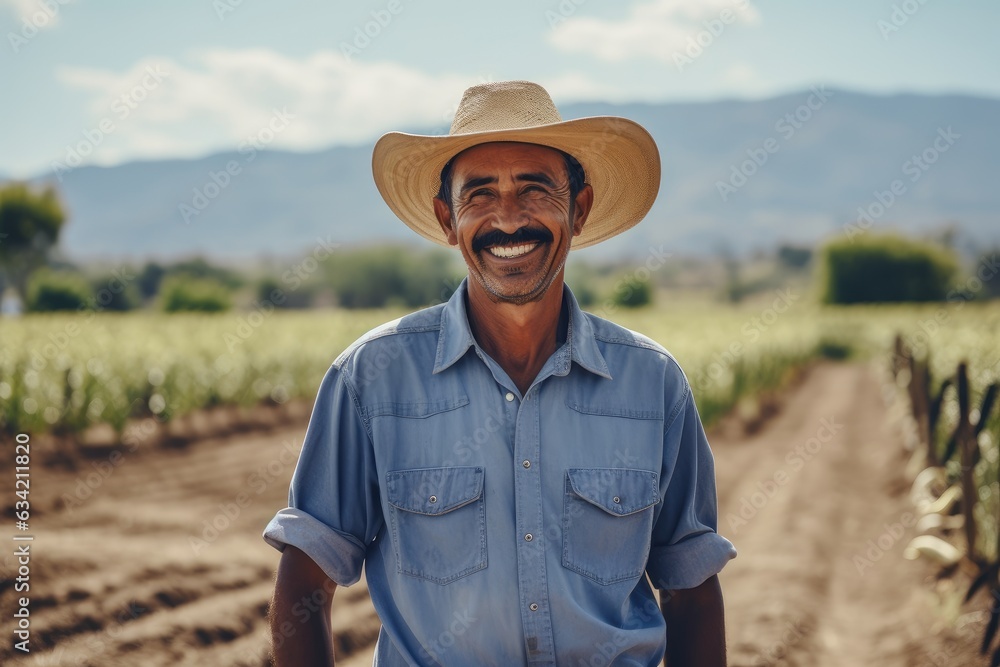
[661,574,727,667]
[269,545,338,667]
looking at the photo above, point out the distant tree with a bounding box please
[0,183,66,305]
[168,257,243,289]
[976,248,1000,299]
[777,244,813,269]
[609,276,653,308]
[715,244,744,303]
[256,276,314,308]
[90,273,141,311]
[138,262,166,299]
[326,245,460,308]
[969,249,1000,300]
[565,261,598,307]
[26,269,92,312]
[820,234,958,304]
[160,276,232,312]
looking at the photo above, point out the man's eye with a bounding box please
[521,186,546,195]
[470,189,493,199]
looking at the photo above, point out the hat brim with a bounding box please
[371,116,661,249]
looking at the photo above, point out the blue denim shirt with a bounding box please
[263,277,736,666]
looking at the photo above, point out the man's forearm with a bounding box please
[661,574,727,667]
[270,546,338,667]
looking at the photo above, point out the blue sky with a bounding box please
[2,0,997,177]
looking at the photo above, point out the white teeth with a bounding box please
[487,242,539,258]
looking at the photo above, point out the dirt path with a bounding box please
[715,363,979,667]
[0,362,981,666]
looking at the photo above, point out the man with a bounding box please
[264,80,736,666]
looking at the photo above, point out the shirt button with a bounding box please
[505,392,515,402]
[522,459,531,469]
[529,603,539,611]
[429,495,437,503]
[613,496,621,504]
[524,533,533,542]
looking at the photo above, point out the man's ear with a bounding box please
[433,197,458,246]
[571,184,594,237]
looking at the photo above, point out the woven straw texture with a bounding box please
[372,81,661,249]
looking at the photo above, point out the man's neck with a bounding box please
[464,278,568,396]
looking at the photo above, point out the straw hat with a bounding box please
[371,81,661,249]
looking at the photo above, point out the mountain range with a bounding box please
[24,88,1000,262]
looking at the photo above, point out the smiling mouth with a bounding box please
[485,242,540,259]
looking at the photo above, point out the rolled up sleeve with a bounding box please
[646,383,737,590]
[262,363,382,587]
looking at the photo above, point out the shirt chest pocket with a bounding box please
[562,468,660,585]
[386,466,487,585]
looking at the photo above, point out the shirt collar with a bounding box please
[433,276,612,380]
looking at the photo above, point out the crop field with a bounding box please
[1,299,997,666]
[2,299,998,434]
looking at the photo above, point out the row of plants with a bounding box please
[889,319,1000,663]
[3,299,996,447]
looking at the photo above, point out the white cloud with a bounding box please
[51,49,619,167]
[549,0,760,63]
[1,0,74,29]
[721,62,763,91]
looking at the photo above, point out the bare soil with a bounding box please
[0,362,984,666]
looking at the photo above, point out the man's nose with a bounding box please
[492,192,530,232]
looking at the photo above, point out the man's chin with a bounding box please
[471,270,560,306]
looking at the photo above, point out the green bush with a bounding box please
[820,234,958,304]
[777,244,813,269]
[609,276,653,308]
[160,276,232,312]
[167,257,244,289]
[326,245,461,308]
[976,250,1000,300]
[137,262,166,299]
[90,274,141,311]
[26,269,92,312]
[565,262,598,307]
[256,276,314,308]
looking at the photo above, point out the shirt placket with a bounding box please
[513,383,556,664]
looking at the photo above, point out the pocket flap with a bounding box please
[566,468,659,516]
[387,466,484,515]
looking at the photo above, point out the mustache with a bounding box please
[472,227,553,253]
